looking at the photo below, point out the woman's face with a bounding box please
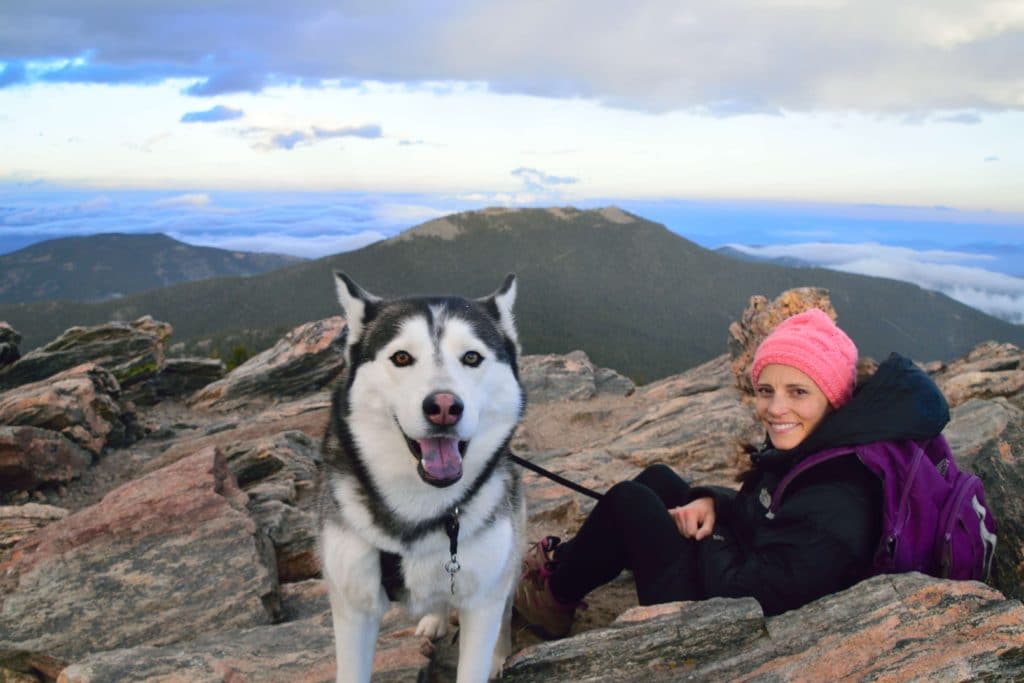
[755,364,831,450]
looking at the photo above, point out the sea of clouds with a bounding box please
[1,188,1021,325]
[727,242,1024,325]
[0,188,451,259]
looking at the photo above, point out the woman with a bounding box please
[514,308,949,638]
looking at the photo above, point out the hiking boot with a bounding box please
[515,536,581,639]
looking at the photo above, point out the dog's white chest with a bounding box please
[403,516,516,613]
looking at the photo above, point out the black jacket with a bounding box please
[688,353,950,616]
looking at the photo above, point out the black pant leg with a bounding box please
[632,463,693,508]
[549,479,702,605]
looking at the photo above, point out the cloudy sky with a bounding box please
[1,1,1022,320]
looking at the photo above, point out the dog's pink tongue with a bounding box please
[418,437,462,480]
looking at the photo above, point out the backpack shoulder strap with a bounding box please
[766,446,858,517]
[766,437,943,518]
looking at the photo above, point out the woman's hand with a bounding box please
[669,497,716,540]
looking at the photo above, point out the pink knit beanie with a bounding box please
[751,308,858,409]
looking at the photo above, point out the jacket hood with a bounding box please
[753,352,950,471]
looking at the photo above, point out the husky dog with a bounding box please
[317,272,526,683]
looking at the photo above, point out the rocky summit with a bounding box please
[2,288,1024,682]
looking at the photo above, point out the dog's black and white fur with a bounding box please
[317,272,526,683]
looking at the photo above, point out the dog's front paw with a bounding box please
[415,611,449,639]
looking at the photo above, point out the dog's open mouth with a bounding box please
[405,437,468,487]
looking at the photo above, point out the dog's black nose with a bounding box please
[423,391,463,426]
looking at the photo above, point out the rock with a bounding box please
[0,363,138,455]
[742,573,1024,681]
[0,317,171,391]
[247,478,298,504]
[157,427,321,503]
[143,394,331,474]
[128,357,226,406]
[57,618,337,683]
[942,371,1024,410]
[501,573,1024,682]
[0,427,93,493]
[503,597,764,682]
[939,341,1023,375]
[0,447,279,678]
[640,353,736,403]
[0,322,20,369]
[947,398,1024,601]
[223,431,322,583]
[945,397,1020,461]
[614,354,761,482]
[189,317,346,411]
[0,503,67,550]
[520,350,635,403]
[595,367,635,397]
[56,607,430,683]
[933,341,1024,409]
[224,430,320,498]
[143,429,322,583]
[728,288,837,396]
[516,354,758,531]
[0,300,1017,683]
[0,666,38,683]
[280,579,329,622]
[249,499,319,583]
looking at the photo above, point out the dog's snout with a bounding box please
[423,391,463,426]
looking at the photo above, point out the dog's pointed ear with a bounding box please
[481,273,520,354]
[334,271,379,343]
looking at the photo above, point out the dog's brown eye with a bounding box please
[461,351,484,367]
[390,351,415,367]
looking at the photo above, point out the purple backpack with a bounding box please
[767,434,997,581]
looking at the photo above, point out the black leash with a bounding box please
[439,460,602,596]
[443,506,461,594]
[509,453,604,500]
[384,460,601,600]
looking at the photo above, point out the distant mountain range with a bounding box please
[0,233,304,304]
[2,208,1022,383]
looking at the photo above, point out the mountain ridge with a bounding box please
[0,232,304,305]
[1,207,1022,382]
[715,245,813,268]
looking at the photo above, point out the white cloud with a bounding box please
[177,230,386,259]
[945,288,1024,324]
[180,104,244,123]
[731,242,994,266]
[511,167,579,193]
[729,242,1024,323]
[2,1,1023,115]
[453,191,553,206]
[372,203,449,226]
[934,111,983,125]
[916,1,1024,49]
[131,131,173,154]
[77,195,112,210]
[153,193,212,208]
[240,123,384,151]
[0,188,477,258]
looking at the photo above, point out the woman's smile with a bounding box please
[755,364,831,450]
